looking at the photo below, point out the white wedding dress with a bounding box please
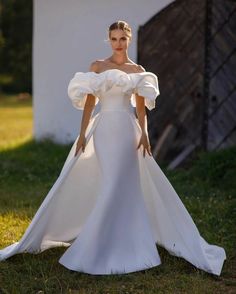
[0,69,226,275]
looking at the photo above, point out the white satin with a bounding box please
[0,69,226,276]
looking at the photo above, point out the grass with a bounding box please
[0,93,235,293]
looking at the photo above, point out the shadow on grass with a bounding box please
[0,139,235,292]
[0,138,72,213]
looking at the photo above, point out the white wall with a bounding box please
[33,0,174,144]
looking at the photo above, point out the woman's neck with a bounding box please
[109,54,130,66]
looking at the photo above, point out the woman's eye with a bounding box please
[111,38,126,41]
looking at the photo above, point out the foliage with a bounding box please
[0,0,32,93]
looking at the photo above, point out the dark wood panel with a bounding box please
[138,0,236,166]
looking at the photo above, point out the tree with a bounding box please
[0,0,32,93]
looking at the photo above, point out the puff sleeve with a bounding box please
[131,73,160,111]
[67,72,99,110]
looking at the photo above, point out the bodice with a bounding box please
[98,83,133,111]
[67,69,160,112]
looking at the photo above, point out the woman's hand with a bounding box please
[74,134,86,157]
[137,132,152,157]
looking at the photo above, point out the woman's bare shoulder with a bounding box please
[121,61,146,73]
[127,63,146,73]
[89,60,102,72]
[89,59,109,72]
[135,64,146,73]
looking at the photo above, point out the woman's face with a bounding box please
[109,29,131,54]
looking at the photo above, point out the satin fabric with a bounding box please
[0,69,226,275]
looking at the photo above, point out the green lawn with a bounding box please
[0,94,235,293]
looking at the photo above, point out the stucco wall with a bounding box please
[33,0,174,144]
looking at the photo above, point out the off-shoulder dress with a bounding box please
[0,69,226,276]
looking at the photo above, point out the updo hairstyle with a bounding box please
[108,20,132,41]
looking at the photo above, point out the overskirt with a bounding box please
[0,109,226,276]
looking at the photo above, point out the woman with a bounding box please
[74,22,151,159]
[0,20,226,276]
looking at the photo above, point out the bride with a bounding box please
[0,20,226,276]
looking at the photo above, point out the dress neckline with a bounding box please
[90,68,155,76]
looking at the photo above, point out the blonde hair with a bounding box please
[107,20,132,40]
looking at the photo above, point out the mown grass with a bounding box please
[0,94,235,293]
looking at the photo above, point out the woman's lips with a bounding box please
[116,48,123,51]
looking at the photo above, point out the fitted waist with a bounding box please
[100,105,132,113]
[98,93,132,113]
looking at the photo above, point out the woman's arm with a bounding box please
[79,61,98,136]
[135,94,148,135]
[79,94,95,135]
[135,93,152,157]
[74,62,98,156]
[135,65,152,157]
